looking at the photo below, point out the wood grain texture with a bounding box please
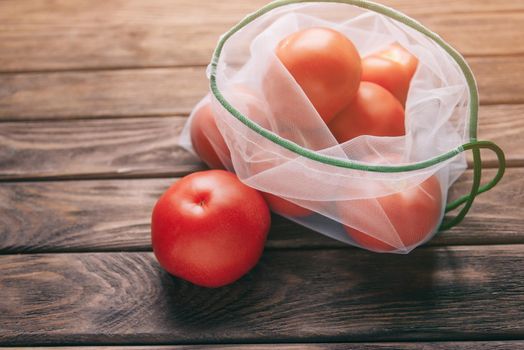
[476,104,524,167]
[0,0,268,72]
[1,168,522,253]
[0,0,523,72]
[0,103,519,181]
[1,246,523,345]
[1,342,522,350]
[0,67,208,120]
[470,56,524,106]
[0,1,522,347]
[0,116,205,180]
[1,56,523,121]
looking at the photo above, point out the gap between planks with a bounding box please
[2,0,524,73]
[0,161,519,183]
[0,103,522,182]
[1,167,523,253]
[0,341,523,349]
[1,55,524,121]
[1,245,523,345]
[2,49,524,75]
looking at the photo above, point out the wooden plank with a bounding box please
[0,67,208,120]
[1,342,522,349]
[0,0,523,72]
[1,168,521,253]
[0,103,519,181]
[470,56,524,106]
[1,246,523,345]
[476,104,524,168]
[422,12,524,57]
[0,116,204,180]
[1,56,523,121]
[0,0,268,72]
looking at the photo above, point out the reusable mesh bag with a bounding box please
[180,0,505,253]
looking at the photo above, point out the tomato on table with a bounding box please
[328,82,405,143]
[276,27,361,123]
[361,43,418,106]
[151,170,271,288]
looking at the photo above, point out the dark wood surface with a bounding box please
[2,246,524,345]
[0,116,204,180]
[1,0,523,73]
[2,168,523,253]
[0,104,522,181]
[1,343,524,350]
[1,0,523,349]
[1,58,524,121]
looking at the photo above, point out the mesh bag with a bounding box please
[180,0,505,253]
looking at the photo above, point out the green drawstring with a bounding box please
[440,140,506,231]
[209,0,483,172]
[209,0,507,232]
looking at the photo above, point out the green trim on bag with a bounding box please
[440,140,505,230]
[209,0,479,172]
[208,0,506,230]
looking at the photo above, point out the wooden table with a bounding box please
[1,1,523,349]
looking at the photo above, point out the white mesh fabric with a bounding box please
[180,2,469,253]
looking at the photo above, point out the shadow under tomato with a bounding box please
[154,241,446,337]
[155,254,272,331]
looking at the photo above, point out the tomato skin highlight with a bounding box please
[151,170,271,288]
[276,27,362,123]
[328,82,405,143]
[361,43,418,106]
[341,175,442,252]
[380,43,418,81]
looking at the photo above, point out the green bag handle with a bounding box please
[208,0,507,231]
[440,140,505,230]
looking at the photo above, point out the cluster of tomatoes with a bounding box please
[151,27,443,288]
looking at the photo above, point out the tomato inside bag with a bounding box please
[179,2,474,253]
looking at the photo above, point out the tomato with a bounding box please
[361,57,409,106]
[248,159,313,218]
[151,170,271,287]
[379,43,418,80]
[262,192,312,218]
[361,43,418,106]
[190,100,229,169]
[190,88,269,170]
[276,27,361,123]
[328,82,405,143]
[341,175,442,252]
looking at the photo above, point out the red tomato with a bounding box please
[328,82,405,143]
[362,43,418,106]
[249,159,313,218]
[262,192,312,218]
[190,88,269,170]
[151,170,271,287]
[190,101,229,169]
[380,43,418,80]
[276,27,361,123]
[341,175,442,252]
